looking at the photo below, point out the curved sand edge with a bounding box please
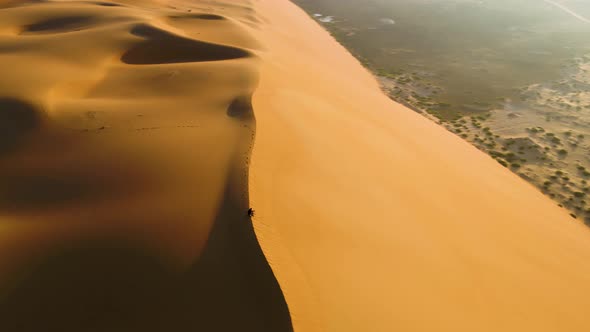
[249,0,590,331]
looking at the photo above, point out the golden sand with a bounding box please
[0,0,589,331]
[250,1,590,331]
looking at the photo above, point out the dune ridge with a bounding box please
[249,0,590,331]
[0,0,291,331]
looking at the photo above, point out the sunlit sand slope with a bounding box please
[249,1,590,331]
[0,1,291,331]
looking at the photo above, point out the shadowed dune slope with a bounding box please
[0,1,291,331]
[121,24,251,64]
[249,0,590,332]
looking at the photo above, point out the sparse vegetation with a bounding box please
[305,0,590,226]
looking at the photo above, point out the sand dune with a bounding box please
[250,0,590,331]
[2,0,590,331]
[0,1,290,331]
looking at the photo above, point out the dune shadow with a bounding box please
[168,13,226,20]
[121,24,251,65]
[0,97,42,155]
[93,1,122,7]
[0,243,182,332]
[0,171,127,213]
[180,177,293,332]
[227,95,254,119]
[0,185,292,332]
[22,16,95,34]
[0,98,292,331]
